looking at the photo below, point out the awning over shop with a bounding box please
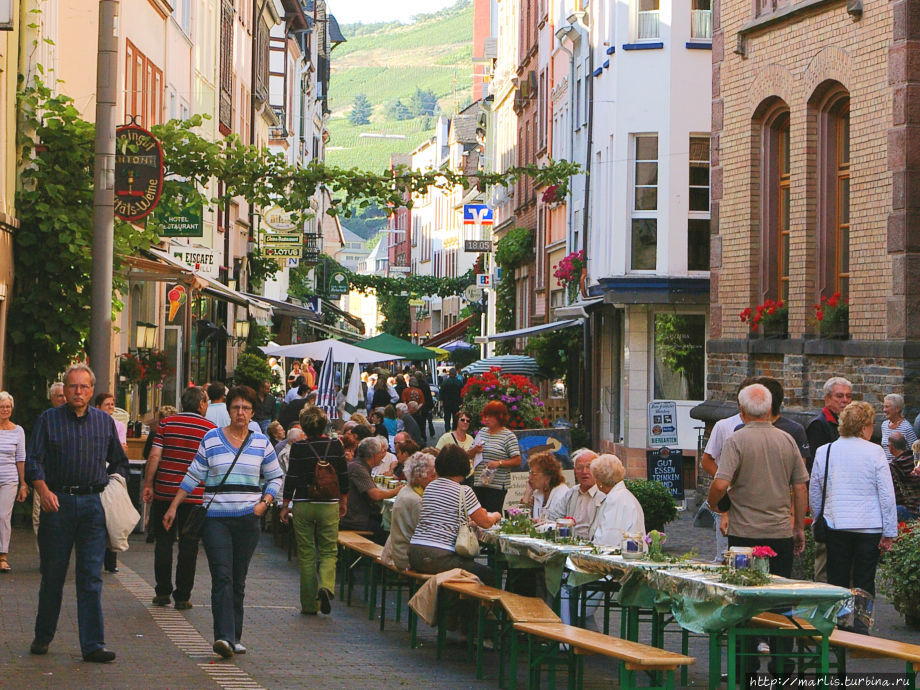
[241,293,320,322]
[359,332,441,360]
[554,296,604,320]
[121,254,195,283]
[423,315,475,347]
[477,318,583,342]
[147,248,274,324]
[321,299,365,333]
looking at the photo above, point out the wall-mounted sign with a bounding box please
[408,298,425,307]
[263,246,302,258]
[328,271,349,296]
[464,240,493,253]
[648,400,679,447]
[287,257,299,268]
[462,204,494,225]
[262,233,302,247]
[166,284,188,323]
[171,246,219,278]
[464,285,484,302]
[156,201,203,237]
[115,124,164,222]
[646,447,684,500]
[476,273,491,288]
[262,205,298,231]
[389,265,411,273]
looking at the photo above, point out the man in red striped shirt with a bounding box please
[142,387,215,609]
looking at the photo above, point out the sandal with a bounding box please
[0,557,10,573]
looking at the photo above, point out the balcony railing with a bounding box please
[691,9,712,39]
[637,10,660,40]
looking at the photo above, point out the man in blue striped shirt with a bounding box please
[25,363,128,663]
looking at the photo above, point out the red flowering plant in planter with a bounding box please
[739,298,788,336]
[118,352,146,386]
[461,367,551,430]
[140,349,174,388]
[812,292,849,338]
[541,184,566,205]
[553,250,585,302]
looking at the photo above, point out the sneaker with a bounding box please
[152,595,171,606]
[213,640,234,658]
[174,601,193,610]
[29,640,49,655]
[756,641,771,654]
[318,588,332,615]
[233,643,247,654]
[84,648,116,663]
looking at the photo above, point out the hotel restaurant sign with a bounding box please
[114,124,164,222]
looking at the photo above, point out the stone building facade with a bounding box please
[700,0,920,425]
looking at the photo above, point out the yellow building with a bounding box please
[0,0,20,389]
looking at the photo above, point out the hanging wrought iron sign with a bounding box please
[114,122,164,222]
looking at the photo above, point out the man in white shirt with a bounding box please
[204,382,231,428]
[561,449,604,539]
[699,377,754,562]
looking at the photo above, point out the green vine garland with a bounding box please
[493,228,533,355]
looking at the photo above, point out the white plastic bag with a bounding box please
[100,474,141,552]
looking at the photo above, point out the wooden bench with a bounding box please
[751,612,920,684]
[439,581,510,678]
[375,560,433,647]
[514,621,695,690]
[336,535,384,609]
[498,593,562,688]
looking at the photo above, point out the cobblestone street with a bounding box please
[2,496,919,688]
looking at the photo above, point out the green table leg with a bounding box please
[396,578,403,623]
[379,569,388,631]
[510,625,519,689]
[368,561,378,621]
[708,632,721,690]
[436,590,447,660]
[906,661,916,690]
[408,581,420,649]
[726,628,736,690]
[475,602,485,678]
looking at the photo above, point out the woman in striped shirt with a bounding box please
[163,386,283,659]
[0,391,27,573]
[471,401,522,513]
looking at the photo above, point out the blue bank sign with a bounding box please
[462,204,494,226]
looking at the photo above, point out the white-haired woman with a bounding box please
[590,454,645,547]
[382,451,437,571]
[881,393,917,462]
[0,391,27,573]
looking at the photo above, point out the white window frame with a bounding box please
[636,0,660,41]
[629,133,659,273]
[690,0,713,40]
[688,134,711,273]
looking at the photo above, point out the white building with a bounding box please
[335,226,372,271]
[577,0,712,468]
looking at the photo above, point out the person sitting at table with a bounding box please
[370,437,398,478]
[561,449,603,539]
[589,454,645,547]
[523,451,569,522]
[392,437,420,481]
[340,437,403,544]
[382,452,436,571]
[408,445,500,582]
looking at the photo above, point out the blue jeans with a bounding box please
[35,493,108,656]
[202,514,260,644]
[257,419,270,434]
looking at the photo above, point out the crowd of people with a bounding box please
[3,358,920,665]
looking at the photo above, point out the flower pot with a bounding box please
[819,319,848,339]
[752,556,770,575]
[759,319,787,339]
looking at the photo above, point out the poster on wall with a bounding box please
[646,447,684,500]
[513,428,573,469]
[648,400,678,447]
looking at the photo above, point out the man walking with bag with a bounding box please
[142,386,215,610]
[25,364,128,663]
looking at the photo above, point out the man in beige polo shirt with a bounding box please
[707,383,809,578]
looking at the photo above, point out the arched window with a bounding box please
[756,100,791,304]
[813,85,850,302]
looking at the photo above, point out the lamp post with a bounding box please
[135,321,158,352]
[233,319,251,346]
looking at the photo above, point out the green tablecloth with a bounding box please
[566,551,849,635]
[482,532,595,596]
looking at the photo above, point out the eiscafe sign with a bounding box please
[172,247,219,278]
[114,124,164,222]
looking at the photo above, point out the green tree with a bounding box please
[493,227,533,355]
[409,87,439,117]
[233,352,272,389]
[385,99,412,121]
[349,93,372,126]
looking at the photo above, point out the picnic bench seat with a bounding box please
[514,621,695,690]
[750,611,920,683]
[376,560,433,646]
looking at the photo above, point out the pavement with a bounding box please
[2,423,919,688]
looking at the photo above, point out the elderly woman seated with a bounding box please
[590,454,645,547]
[524,451,569,522]
[381,452,437,571]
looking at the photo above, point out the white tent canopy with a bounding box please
[260,339,404,364]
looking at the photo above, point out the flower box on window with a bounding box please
[740,299,788,339]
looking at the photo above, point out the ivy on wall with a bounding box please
[493,227,533,355]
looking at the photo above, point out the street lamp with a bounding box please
[135,321,158,351]
[233,319,251,345]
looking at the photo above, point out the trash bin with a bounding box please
[127,460,145,534]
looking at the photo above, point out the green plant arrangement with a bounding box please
[233,352,274,390]
[740,298,788,337]
[525,328,582,381]
[118,353,146,386]
[498,507,536,535]
[879,520,920,629]
[813,292,849,339]
[718,565,773,587]
[623,479,678,532]
[461,368,550,429]
[645,530,668,562]
[493,227,534,355]
[141,349,173,387]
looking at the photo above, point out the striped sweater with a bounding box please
[180,428,283,518]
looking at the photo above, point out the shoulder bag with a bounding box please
[812,442,832,544]
[455,486,480,557]
[181,431,252,539]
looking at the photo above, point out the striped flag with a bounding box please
[316,345,339,420]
